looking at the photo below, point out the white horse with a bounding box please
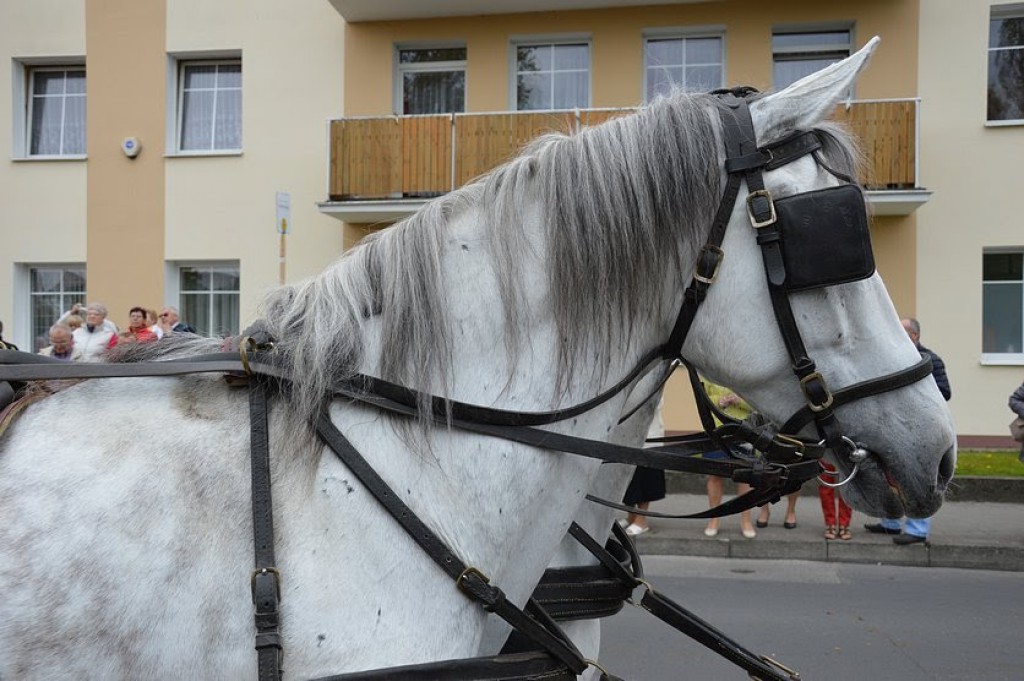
[0,37,954,679]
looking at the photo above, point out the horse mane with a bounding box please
[121,91,860,426]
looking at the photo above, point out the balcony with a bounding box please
[319,99,929,224]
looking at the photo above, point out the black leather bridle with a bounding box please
[0,89,937,681]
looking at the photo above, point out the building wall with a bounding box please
[918,0,1024,439]
[341,0,922,432]
[0,1,88,338]
[344,0,918,115]
[0,0,345,341]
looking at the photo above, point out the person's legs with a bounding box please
[837,495,853,529]
[904,516,931,538]
[784,491,799,527]
[705,476,723,535]
[818,480,837,528]
[628,502,651,531]
[737,482,756,537]
[880,517,902,532]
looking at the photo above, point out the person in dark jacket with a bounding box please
[864,317,951,544]
[1009,380,1024,461]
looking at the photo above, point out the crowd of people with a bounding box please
[35,302,196,362]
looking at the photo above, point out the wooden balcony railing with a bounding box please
[328,99,918,201]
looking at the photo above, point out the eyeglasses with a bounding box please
[159,313,170,318]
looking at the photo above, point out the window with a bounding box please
[176,59,242,152]
[644,34,723,100]
[27,66,86,156]
[772,29,851,89]
[396,47,466,115]
[28,265,86,351]
[177,263,240,337]
[515,42,590,111]
[988,5,1024,122]
[983,252,1023,357]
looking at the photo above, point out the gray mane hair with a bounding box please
[122,91,860,427]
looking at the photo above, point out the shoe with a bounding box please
[824,526,838,540]
[616,518,629,529]
[704,526,719,537]
[741,527,757,539]
[893,533,927,545]
[838,526,852,540]
[756,509,769,528]
[784,521,797,530]
[625,524,650,537]
[864,523,901,535]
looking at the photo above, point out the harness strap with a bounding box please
[780,354,935,435]
[314,413,590,677]
[559,523,798,681]
[333,381,821,487]
[249,378,284,681]
[309,651,576,681]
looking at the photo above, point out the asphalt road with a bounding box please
[599,556,1024,681]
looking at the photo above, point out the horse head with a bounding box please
[683,37,956,520]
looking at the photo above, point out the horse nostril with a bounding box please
[937,445,956,490]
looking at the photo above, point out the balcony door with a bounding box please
[396,46,466,115]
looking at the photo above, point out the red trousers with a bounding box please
[818,462,852,527]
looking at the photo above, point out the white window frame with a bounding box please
[987,3,1024,126]
[11,58,87,160]
[14,263,87,352]
[981,248,1024,365]
[392,44,467,115]
[642,27,726,102]
[771,24,854,90]
[166,51,242,156]
[509,35,592,111]
[166,260,241,338]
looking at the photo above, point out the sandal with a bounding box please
[838,526,852,541]
[824,526,838,540]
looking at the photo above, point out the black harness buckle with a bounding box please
[693,244,725,284]
[746,189,777,228]
[799,371,835,412]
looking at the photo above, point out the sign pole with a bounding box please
[275,192,291,285]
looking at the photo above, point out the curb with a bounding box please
[634,528,1024,572]
[666,471,1024,503]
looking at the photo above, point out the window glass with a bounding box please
[772,30,850,89]
[516,42,590,111]
[179,60,242,151]
[28,265,86,351]
[982,252,1024,354]
[644,35,723,100]
[398,47,466,115]
[988,10,1024,122]
[178,264,240,337]
[28,67,86,156]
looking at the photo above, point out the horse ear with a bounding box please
[750,35,880,143]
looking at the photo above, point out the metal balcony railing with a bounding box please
[328,99,919,201]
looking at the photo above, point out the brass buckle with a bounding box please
[774,433,806,457]
[456,566,489,595]
[250,566,282,602]
[746,189,777,228]
[694,244,725,284]
[799,371,834,412]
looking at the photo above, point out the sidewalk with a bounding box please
[632,493,1024,572]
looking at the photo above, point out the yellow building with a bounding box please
[2,0,1021,445]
